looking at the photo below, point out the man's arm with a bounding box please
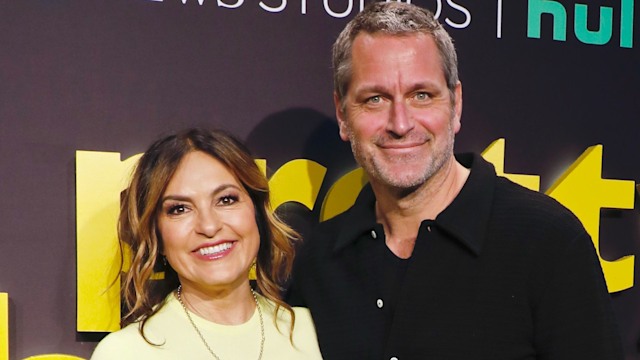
[533,231,623,359]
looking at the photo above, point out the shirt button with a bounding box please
[390,357,398,360]
[371,230,377,239]
[376,298,384,308]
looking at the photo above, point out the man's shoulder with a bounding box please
[493,176,571,213]
[491,175,586,234]
[301,208,351,253]
[315,208,351,233]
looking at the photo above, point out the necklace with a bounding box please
[176,285,265,360]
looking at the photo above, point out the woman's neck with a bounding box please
[177,281,256,325]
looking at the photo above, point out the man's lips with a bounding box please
[375,134,429,149]
[379,142,424,149]
[378,140,427,150]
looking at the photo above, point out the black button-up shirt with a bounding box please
[287,153,622,360]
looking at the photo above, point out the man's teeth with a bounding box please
[198,243,233,256]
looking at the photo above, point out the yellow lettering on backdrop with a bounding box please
[255,159,267,177]
[481,139,540,191]
[23,356,85,360]
[320,168,368,221]
[546,145,635,292]
[1,293,7,360]
[269,159,326,210]
[76,144,636,331]
[76,151,141,332]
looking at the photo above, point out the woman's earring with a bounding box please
[249,259,257,279]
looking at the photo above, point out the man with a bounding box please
[287,2,623,359]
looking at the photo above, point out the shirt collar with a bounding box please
[435,153,495,255]
[332,153,496,256]
[333,184,378,252]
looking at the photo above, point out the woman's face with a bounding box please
[158,151,260,294]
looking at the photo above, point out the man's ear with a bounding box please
[334,92,350,142]
[452,81,463,134]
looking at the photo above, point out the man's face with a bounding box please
[335,32,462,190]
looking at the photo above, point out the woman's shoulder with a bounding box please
[258,296,323,359]
[90,294,180,360]
[291,306,314,326]
[258,295,314,323]
[291,307,320,343]
[90,323,145,360]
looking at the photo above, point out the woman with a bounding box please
[91,128,322,359]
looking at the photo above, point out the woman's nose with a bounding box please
[194,209,221,238]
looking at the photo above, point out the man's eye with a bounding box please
[415,92,429,101]
[367,95,382,104]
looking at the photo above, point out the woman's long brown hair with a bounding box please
[118,128,298,342]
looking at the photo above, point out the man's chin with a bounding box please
[374,170,428,190]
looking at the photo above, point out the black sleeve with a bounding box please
[284,239,309,307]
[532,230,623,359]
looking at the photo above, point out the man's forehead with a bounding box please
[348,32,445,86]
[350,32,440,67]
[352,31,433,46]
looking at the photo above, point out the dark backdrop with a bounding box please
[1,0,638,358]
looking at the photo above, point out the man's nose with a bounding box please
[386,101,414,137]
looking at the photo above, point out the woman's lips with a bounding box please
[192,241,236,260]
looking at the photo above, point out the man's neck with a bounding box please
[372,157,470,259]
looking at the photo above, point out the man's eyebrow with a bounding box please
[352,81,441,95]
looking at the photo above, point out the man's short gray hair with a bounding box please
[332,1,459,107]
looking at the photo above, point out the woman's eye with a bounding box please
[167,204,187,215]
[218,195,238,206]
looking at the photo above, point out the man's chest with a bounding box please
[303,232,536,359]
